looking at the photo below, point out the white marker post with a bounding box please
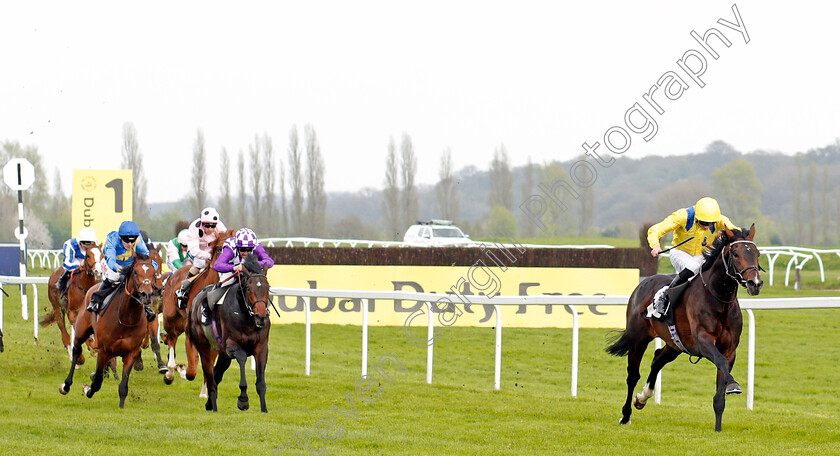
[3,158,35,321]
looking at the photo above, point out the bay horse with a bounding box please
[186,253,272,412]
[161,229,234,388]
[59,254,160,408]
[606,225,763,432]
[136,243,167,373]
[41,244,103,362]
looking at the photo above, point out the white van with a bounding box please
[403,220,474,247]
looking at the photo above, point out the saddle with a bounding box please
[643,274,691,325]
[97,282,124,316]
[195,284,231,352]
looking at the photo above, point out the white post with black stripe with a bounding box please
[3,159,36,322]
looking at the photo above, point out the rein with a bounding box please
[117,262,156,328]
[700,239,758,304]
[236,271,270,321]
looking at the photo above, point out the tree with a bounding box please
[219,148,232,223]
[191,129,207,215]
[711,159,762,226]
[121,122,148,222]
[520,158,537,238]
[304,125,326,237]
[488,205,517,237]
[536,161,578,236]
[263,134,276,237]
[578,179,595,236]
[821,166,829,245]
[382,137,400,240]
[249,135,263,233]
[488,144,513,210]
[807,161,816,245]
[47,167,71,246]
[237,150,247,227]
[792,156,803,244]
[435,148,458,222]
[279,159,288,235]
[288,126,304,235]
[400,133,418,230]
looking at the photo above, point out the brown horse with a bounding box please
[606,225,763,432]
[136,243,167,373]
[161,229,234,387]
[41,244,103,362]
[186,253,272,412]
[59,254,160,408]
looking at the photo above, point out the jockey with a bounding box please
[87,221,158,321]
[200,228,274,326]
[165,229,192,272]
[646,197,739,320]
[57,227,98,299]
[175,207,228,309]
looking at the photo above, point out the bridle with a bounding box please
[118,260,157,327]
[700,239,763,303]
[236,270,270,324]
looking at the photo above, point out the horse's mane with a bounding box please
[243,253,261,274]
[701,227,750,272]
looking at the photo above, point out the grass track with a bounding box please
[1,281,839,455]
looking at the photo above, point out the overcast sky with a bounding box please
[2,1,838,204]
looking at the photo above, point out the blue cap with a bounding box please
[118,221,140,237]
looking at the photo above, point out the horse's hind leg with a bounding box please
[634,345,681,410]
[148,318,167,373]
[620,347,645,425]
[233,348,250,411]
[84,351,110,399]
[199,351,218,412]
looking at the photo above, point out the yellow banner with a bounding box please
[72,170,133,243]
[266,265,635,328]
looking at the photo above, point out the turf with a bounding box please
[1,280,839,456]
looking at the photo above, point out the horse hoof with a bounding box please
[163,373,174,385]
[83,385,92,397]
[158,365,169,374]
[633,397,646,410]
[619,418,630,425]
[134,359,144,371]
[90,372,96,382]
[74,364,82,370]
[59,384,69,395]
[725,382,742,394]
[237,400,249,411]
[199,392,208,399]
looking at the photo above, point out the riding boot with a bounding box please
[655,268,695,317]
[144,304,156,322]
[200,301,214,327]
[176,271,197,310]
[57,269,71,299]
[88,278,116,314]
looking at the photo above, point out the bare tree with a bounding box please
[520,157,536,238]
[807,161,816,245]
[219,148,232,223]
[121,122,148,222]
[382,137,400,240]
[288,126,304,235]
[488,144,513,210]
[400,133,418,230]
[263,133,276,237]
[821,166,829,245]
[279,159,288,235]
[435,148,458,221]
[249,135,263,231]
[304,124,327,236]
[237,150,247,227]
[191,129,207,215]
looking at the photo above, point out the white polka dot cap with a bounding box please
[200,207,220,223]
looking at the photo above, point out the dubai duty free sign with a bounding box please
[71,170,133,243]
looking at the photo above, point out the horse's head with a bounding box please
[211,229,236,261]
[239,254,271,328]
[85,244,104,282]
[125,254,157,305]
[722,224,763,296]
[147,244,165,291]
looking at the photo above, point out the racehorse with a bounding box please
[606,225,763,432]
[136,243,166,373]
[41,244,103,362]
[59,254,160,408]
[161,229,234,388]
[186,253,272,412]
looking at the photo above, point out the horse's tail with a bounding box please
[605,330,631,357]
[39,311,57,327]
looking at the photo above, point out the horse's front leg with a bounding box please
[148,317,167,373]
[254,343,269,413]
[695,333,739,432]
[232,347,250,411]
[118,348,140,409]
[84,350,110,399]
